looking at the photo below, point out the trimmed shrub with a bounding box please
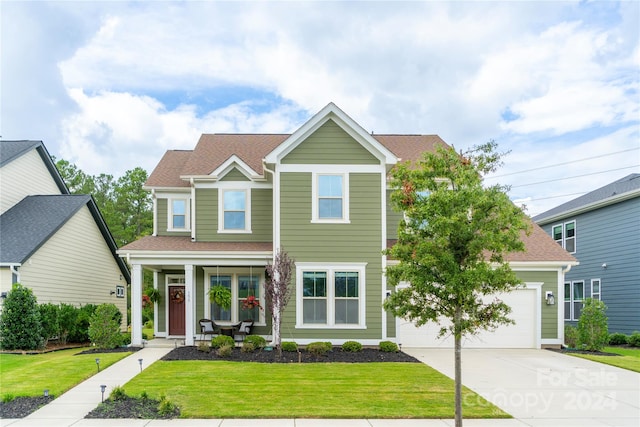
[66,304,97,343]
[211,334,234,349]
[342,341,363,352]
[564,325,579,348]
[0,284,44,350]
[244,334,266,349]
[217,344,233,357]
[379,341,399,353]
[158,396,179,417]
[577,298,609,351]
[608,333,629,346]
[197,342,209,352]
[281,341,298,352]
[628,331,640,347]
[88,304,123,349]
[39,303,60,345]
[110,385,127,401]
[241,342,256,353]
[306,341,332,356]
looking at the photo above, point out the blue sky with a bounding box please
[1,0,638,216]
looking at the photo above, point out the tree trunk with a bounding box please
[454,306,463,427]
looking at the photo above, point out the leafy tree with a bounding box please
[0,284,44,350]
[54,158,96,194]
[264,248,295,351]
[113,167,153,246]
[383,142,530,427]
[577,298,608,351]
[88,304,123,349]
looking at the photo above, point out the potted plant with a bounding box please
[144,287,161,304]
[209,285,232,317]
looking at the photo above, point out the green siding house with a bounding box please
[119,103,576,348]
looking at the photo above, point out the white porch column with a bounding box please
[131,263,143,346]
[184,264,195,345]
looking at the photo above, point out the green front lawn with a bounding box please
[123,361,509,419]
[0,348,132,399]
[570,346,640,373]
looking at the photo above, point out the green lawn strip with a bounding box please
[123,361,508,419]
[0,348,132,398]
[569,347,640,373]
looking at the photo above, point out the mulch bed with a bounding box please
[1,345,417,419]
[162,345,421,363]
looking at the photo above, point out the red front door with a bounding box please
[168,286,185,336]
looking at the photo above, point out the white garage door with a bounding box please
[397,287,539,348]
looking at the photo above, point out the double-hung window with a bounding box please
[207,269,264,324]
[552,220,576,253]
[312,173,349,223]
[219,189,251,232]
[591,279,601,301]
[168,198,189,231]
[564,280,584,320]
[296,263,365,328]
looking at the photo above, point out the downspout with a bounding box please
[190,178,196,241]
[262,160,276,257]
[10,265,20,284]
[151,189,157,236]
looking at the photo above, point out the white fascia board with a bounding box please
[536,188,640,225]
[508,261,579,270]
[211,155,262,180]
[143,185,190,192]
[264,102,398,165]
[116,251,273,264]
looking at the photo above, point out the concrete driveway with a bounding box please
[404,348,640,427]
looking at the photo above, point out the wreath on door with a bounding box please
[171,289,185,304]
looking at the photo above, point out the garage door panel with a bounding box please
[398,288,537,348]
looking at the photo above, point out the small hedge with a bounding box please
[628,331,640,347]
[306,341,333,356]
[211,335,234,349]
[608,333,629,346]
[564,325,578,348]
[342,341,363,352]
[281,341,298,352]
[244,335,266,349]
[379,341,399,352]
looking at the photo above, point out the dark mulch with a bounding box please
[0,396,55,419]
[86,396,179,419]
[162,345,420,363]
[75,346,142,355]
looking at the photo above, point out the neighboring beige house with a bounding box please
[0,141,130,327]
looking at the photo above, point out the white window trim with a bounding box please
[552,220,576,254]
[565,280,585,321]
[203,268,265,325]
[295,262,366,329]
[591,278,601,301]
[167,198,190,232]
[311,172,350,224]
[218,188,252,233]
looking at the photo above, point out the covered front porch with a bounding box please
[119,237,273,346]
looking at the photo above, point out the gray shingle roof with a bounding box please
[533,173,640,223]
[0,195,90,263]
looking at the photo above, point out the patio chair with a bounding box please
[199,318,218,341]
[234,320,253,343]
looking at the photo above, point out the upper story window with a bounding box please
[168,198,190,231]
[219,189,251,233]
[553,220,576,253]
[312,173,349,223]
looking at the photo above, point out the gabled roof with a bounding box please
[533,174,640,224]
[0,195,131,282]
[145,134,447,189]
[264,102,398,165]
[0,140,69,194]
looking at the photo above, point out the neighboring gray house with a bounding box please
[0,140,130,326]
[533,174,640,334]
